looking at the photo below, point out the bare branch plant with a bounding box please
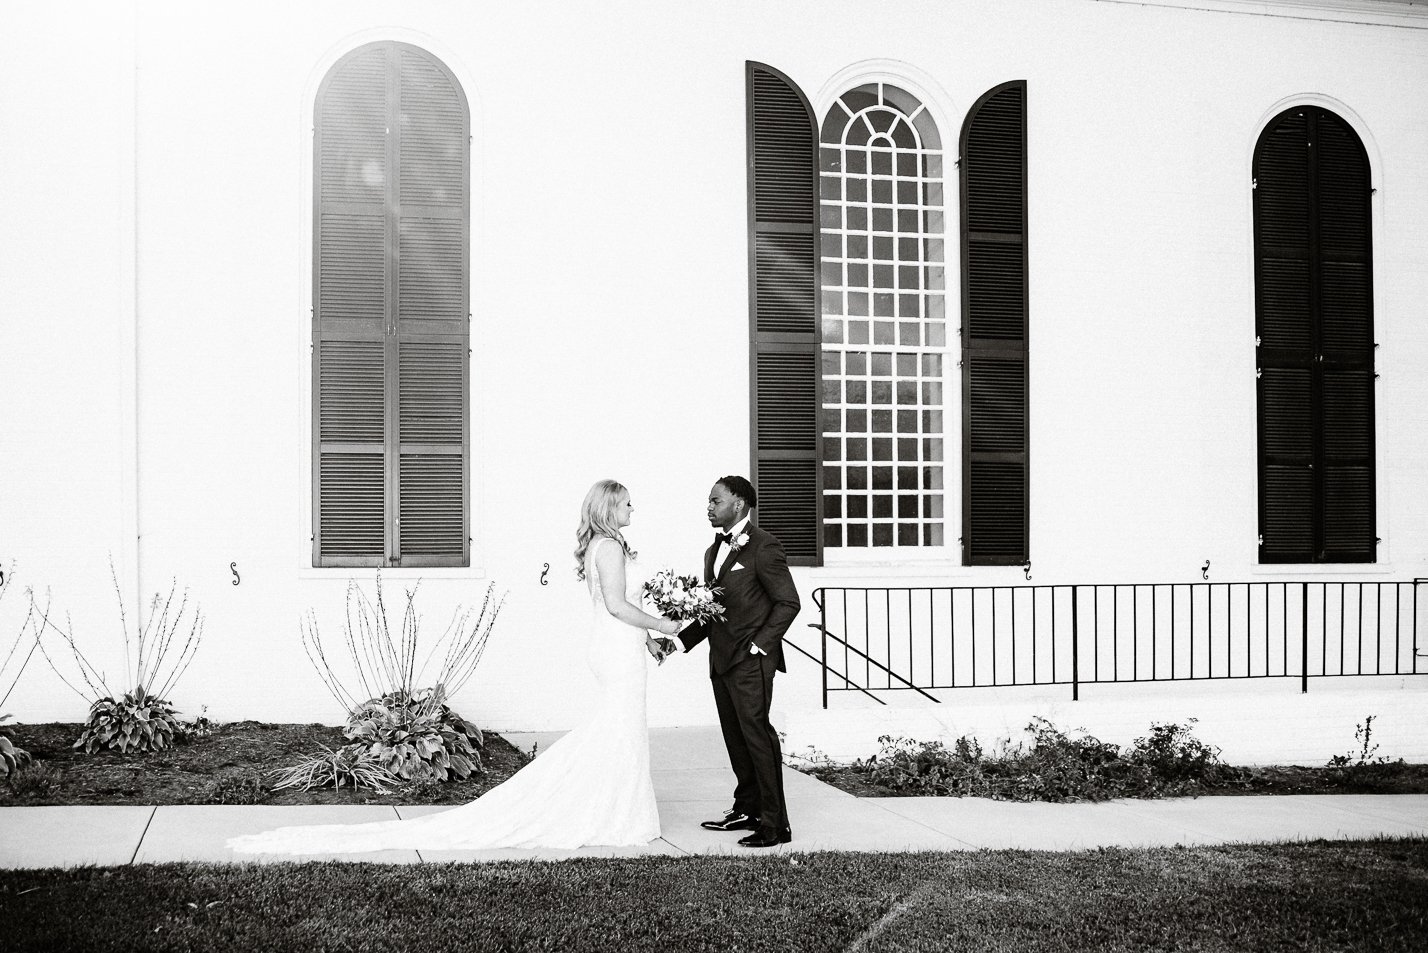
[283,575,506,789]
[1,563,44,712]
[1,563,44,778]
[301,574,504,720]
[30,557,204,753]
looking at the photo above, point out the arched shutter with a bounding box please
[746,62,820,564]
[960,81,1028,566]
[1255,107,1374,563]
[314,43,470,567]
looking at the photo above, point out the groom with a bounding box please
[667,475,801,847]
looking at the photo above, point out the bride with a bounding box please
[226,479,683,854]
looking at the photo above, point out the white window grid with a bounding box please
[820,85,947,549]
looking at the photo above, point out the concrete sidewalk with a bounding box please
[2,726,1425,869]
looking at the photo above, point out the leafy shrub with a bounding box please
[344,685,485,783]
[74,687,182,754]
[1,713,32,780]
[1002,718,1147,802]
[203,771,267,805]
[6,758,60,798]
[863,735,994,797]
[856,717,1227,802]
[1126,718,1227,795]
[269,743,397,793]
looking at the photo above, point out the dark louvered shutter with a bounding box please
[746,62,820,564]
[314,43,469,567]
[393,48,469,566]
[960,82,1028,565]
[1255,108,1374,563]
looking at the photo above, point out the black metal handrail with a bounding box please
[804,579,1425,707]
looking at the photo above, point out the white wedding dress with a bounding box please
[226,538,660,854]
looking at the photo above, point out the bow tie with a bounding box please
[715,532,733,546]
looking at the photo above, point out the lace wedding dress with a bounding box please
[226,538,660,854]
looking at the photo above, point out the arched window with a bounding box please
[312,42,470,567]
[818,83,946,549]
[1254,106,1375,564]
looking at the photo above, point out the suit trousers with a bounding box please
[711,651,788,833]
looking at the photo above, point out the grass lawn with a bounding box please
[3,840,1426,952]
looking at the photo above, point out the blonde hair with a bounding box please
[574,479,636,580]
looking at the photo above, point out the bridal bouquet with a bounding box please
[642,569,725,625]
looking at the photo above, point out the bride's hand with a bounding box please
[661,618,681,636]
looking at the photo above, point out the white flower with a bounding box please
[734,533,750,549]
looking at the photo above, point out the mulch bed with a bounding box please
[800,759,1428,799]
[5,721,1425,806]
[0,722,528,806]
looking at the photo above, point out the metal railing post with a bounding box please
[1301,581,1310,694]
[1071,585,1080,701]
[817,589,828,710]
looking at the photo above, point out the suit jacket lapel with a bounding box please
[704,542,718,584]
[715,532,755,585]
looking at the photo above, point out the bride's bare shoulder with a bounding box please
[590,536,625,569]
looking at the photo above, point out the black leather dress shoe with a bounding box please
[738,828,792,848]
[700,812,760,832]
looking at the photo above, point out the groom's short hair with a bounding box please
[718,475,757,509]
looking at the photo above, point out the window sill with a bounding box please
[1247,563,1397,580]
[798,554,983,585]
[295,564,489,582]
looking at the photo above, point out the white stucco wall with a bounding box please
[2,0,1425,761]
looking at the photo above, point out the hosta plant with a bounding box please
[74,687,182,754]
[1,713,31,780]
[269,743,397,793]
[344,685,485,783]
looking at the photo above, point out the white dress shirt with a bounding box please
[713,515,751,577]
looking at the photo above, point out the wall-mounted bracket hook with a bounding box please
[540,563,550,586]
[230,562,241,586]
[1201,560,1211,581]
[1022,560,1032,581]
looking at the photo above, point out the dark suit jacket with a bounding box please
[680,524,801,676]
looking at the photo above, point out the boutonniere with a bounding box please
[731,532,750,552]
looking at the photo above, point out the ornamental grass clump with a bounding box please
[31,559,203,755]
[286,575,504,789]
[269,743,396,794]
